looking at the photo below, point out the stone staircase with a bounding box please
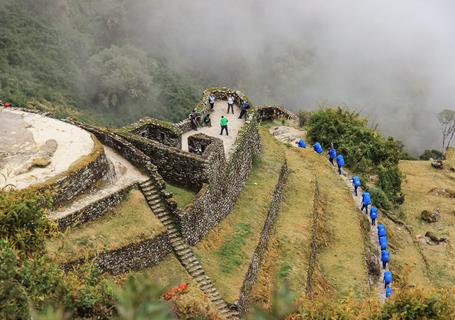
[139,180,239,319]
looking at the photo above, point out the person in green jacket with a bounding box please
[220,115,228,136]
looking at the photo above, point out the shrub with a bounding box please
[0,189,54,255]
[298,110,312,127]
[306,107,404,205]
[419,149,445,160]
[369,188,392,211]
[378,166,404,205]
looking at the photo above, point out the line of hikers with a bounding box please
[296,138,393,298]
[189,94,250,136]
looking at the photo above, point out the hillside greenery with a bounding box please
[303,108,405,207]
[0,0,201,126]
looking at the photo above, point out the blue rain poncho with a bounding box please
[313,142,323,154]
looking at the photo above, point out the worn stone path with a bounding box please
[181,101,245,159]
[139,180,239,320]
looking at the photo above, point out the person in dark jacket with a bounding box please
[329,147,337,165]
[190,109,199,130]
[238,100,249,119]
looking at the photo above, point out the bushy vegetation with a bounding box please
[304,107,405,207]
[0,0,200,126]
[248,284,455,320]
[419,149,445,160]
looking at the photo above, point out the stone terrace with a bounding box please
[181,100,246,159]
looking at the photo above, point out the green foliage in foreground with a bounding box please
[304,108,404,207]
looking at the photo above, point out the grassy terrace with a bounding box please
[251,124,369,305]
[398,153,455,288]
[166,183,197,208]
[46,189,165,263]
[192,127,286,302]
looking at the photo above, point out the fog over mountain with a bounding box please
[126,0,455,154]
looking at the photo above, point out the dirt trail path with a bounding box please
[270,125,386,301]
[181,101,245,159]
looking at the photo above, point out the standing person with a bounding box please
[336,154,345,174]
[296,138,306,148]
[190,109,199,130]
[313,142,323,154]
[238,100,249,119]
[227,95,234,114]
[220,115,228,136]
[361,191,371,214]
[385,286,393,298]
[381,249,390,269]
[370,206,378,225]
[329,147,337,165]
[384,271,393,289]
[208,94,216,110]
[352,176,361,196]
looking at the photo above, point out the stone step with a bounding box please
[191,269,204,277]
[146,194,160,201]
[179,252,193,261]
[187,264,203,274]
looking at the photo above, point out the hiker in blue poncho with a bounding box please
[238,100,250,119]
[384,271,392,288]
[385,286,393,298]
[370,206,378,225]
[336,154,345,174]
[329,147,337,165]
[313,142,323,154]
[379,236,388,251]
[381,249,390,269]
[378,225,387,238]
[296,139,306,148]
[352,176,361,196]
[361,191,371,214]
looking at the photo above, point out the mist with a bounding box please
[124,0,455,154]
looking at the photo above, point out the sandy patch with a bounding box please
[49,146,148,220]
[0,109,94,189]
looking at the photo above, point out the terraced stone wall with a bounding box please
[54,183,136,231]
[119,131,221,190]
[176,113,261,245]
[237,161,289,315]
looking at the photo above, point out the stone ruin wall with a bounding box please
[236,161,289,314]
[175,113,261,245]
[45,89,298,276]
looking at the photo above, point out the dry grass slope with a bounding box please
[399,152,455,288]
[192,128,285,302]
[46,189,165,263]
